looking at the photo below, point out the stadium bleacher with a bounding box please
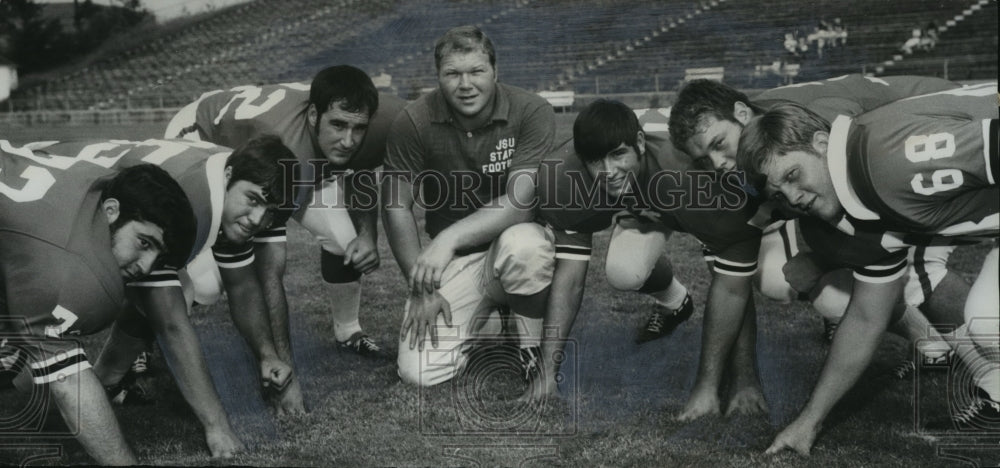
[5,0,996,111]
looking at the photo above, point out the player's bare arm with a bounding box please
[131,286,244,457]
[217,265,294,394]
[724,300,768,417]
[521,256,589,400]
[767,277,904,456]
[678,272,754,421]
[250,240,306,415]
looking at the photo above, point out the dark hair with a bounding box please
[736,103,831,183]
[434,25,497,71]
[573,99,641,164]
[669,79,762,149]
[309,65,379,118]
[101,164,196,269]
[225,135,298,225]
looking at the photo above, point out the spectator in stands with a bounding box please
[901,28,924,54]
[784,32,798,57]
[922,21,940,50]
[383,25,556,387]
[832,17,847,46]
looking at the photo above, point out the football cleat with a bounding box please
[105,372,154,406]
[636,295,694,344]
[337,332,386,358]
[822,318,839,343]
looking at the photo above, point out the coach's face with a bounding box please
[221,169,275,244]
[104,199,166,281]
[438,50,496,126]
[309,100,370,167]
[586,132,645,198]
[760,132,842,224]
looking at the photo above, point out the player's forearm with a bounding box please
[50,370,137,465]
[222,273,282,362]
[348,205,379,247]
[253,244,294,362]
[541,260,588,374]
[383,207,422,280]
[693,275,753,391]
[727,297,761,388]
[799,283,899,425]
[154,317,235,432]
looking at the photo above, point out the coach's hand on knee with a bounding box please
[400,291,453,351]
[410,236,457,294]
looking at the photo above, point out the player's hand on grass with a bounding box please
[409,236,456,294]
[344,235,379,274]
[765,417,820,456]
[260,356,293,391]
[205,426,244,459]
[725,385,769,417]
[400,291,452,351]
[273,376,306,417]
[782,252,825,294]
[676,388,721,421]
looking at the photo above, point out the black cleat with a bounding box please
[636,295,694,344]
[337,332,386,358]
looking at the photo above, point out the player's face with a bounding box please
[683,115,743,172]
[586,140,644,198]
[310,101,370,167]
[111,220,166,281]
[760,149,843,224]
[222,180,275,244]
[438,50,497,124]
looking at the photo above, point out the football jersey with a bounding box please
[11,139,253,288]
[755,74,960,122]
[175,83,406,208]
[828,82,998,237]
[798,216,908,284]
[1,142,127,381]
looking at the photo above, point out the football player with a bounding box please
[541,99,768,417]
[166,65,406,370]
[736,83,998,455]
[384,25,556,386]
[667,76,968,388]
[11,136,298,457]
[0,147,195,465]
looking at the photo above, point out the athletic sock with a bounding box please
[330,281,363,342]
[650,278,688,310]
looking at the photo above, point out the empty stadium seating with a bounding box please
[5,0,996,111]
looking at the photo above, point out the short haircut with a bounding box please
[225,135,299,225]
[309,65,379,118]
[100,164,196,269]
[573,99,641,164]
[668,79,762,149]
[736,103,831,183]
[434,25,497,71]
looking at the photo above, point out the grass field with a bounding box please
[0,119,996,466]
